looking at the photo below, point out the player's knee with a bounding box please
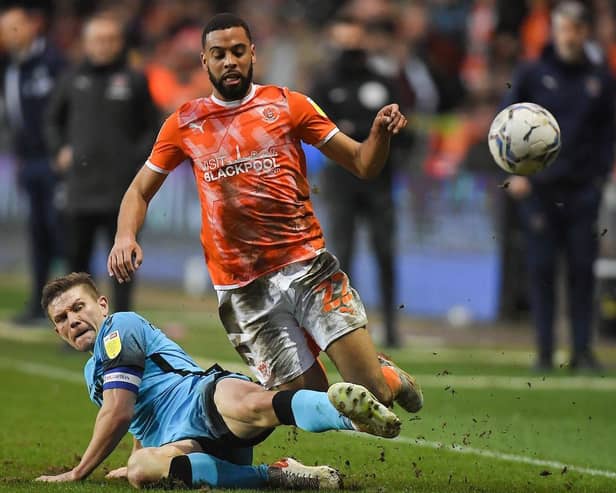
[126,456,149,488]
[127,449,163,488]
[223,390,278,428]
[238,391,277,427]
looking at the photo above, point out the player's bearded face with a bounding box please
[208,62,253,100]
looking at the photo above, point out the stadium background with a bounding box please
[1,2,616,492]
[2,0,616,333]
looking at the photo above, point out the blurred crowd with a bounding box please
[2,0,616,171]
[3,0,616,336]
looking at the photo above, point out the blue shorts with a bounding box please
[191,367,274,465]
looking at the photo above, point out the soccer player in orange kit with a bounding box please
[108,13,422,414]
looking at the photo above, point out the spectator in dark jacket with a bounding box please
[0,5,65,324]
[45,13,159,311]
[311,16,409,347]
[504,1,615,371]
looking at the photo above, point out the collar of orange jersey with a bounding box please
[210,83,258,108]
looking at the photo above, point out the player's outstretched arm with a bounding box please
[320,103,407,180]
[36,388,136,483]
[108,166,167,283]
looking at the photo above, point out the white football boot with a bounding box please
[267,457,342,490]
[328,382,401,438]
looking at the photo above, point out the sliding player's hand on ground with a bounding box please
[36,470,77,483]
[108,236,143,283]
[374,103,407,136]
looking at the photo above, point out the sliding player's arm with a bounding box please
[320,103,407,180]
[36,389,136,482]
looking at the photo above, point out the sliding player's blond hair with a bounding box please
[41,272,101,315]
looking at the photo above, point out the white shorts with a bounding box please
[216,251,368,388]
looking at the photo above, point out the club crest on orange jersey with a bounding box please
[261,105,279,123]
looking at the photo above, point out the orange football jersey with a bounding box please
[146,84,339,288]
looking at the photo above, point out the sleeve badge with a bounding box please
[307,97,328,118]
[103,330,122,359]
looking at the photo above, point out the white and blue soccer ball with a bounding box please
[488,102,561,175]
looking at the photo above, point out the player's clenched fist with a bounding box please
[108,235,143,283]
[374,103,407,135]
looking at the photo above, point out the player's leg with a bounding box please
[127,440,341,490]
[275,333,329,391]
[214,376,345,435]
[128,376,399,489]
[218,272,327,391]
[19,163,55,319]
[26,176,53,317]
[66,212,97,273]
[367,186,399,347]
[125,439,201,487]
[325,329,424,412]
[212,375,400,438]
[322,165,357,276]
[518,193,559,369]
[296,252,423,412]
[564,184,602,369]
[327,328,393,403]
[125,440,268,490]
[127,404,348,489]
[168,453,341,490]
[217,253,420,412]
[266,361,327,391]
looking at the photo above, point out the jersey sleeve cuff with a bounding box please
[103,366,143,393]
[145,159,170,175]
[315,127,340,148]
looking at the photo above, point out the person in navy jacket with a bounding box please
[45,14,159,313]
[504,1,615,371]
[0,5,65,324]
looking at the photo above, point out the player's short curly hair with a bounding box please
[201,12,252,47]
[41,272,101,315]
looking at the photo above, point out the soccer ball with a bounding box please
[488,102,561,175]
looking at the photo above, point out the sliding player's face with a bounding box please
[202,26,255,101]
[48,285,109,352]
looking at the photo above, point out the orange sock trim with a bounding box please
[381,366,402,395]
[315,356,327,378]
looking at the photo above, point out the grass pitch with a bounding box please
[1,276,615,492]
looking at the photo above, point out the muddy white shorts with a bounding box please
[216,251,368,388]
